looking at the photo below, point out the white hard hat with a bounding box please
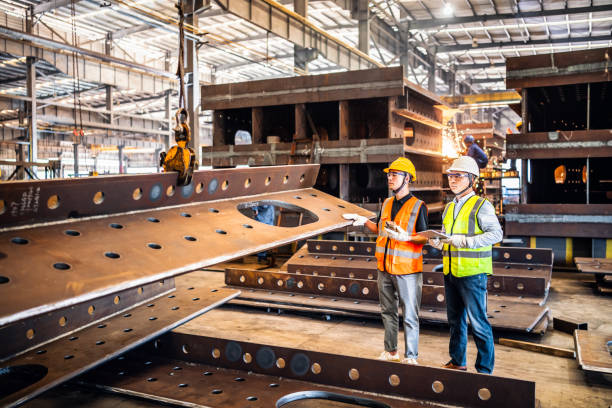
[447,156,480,177]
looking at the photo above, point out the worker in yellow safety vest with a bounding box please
[429,156,503,374]
[343,157,428,365]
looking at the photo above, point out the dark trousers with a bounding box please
[444,273,495,374]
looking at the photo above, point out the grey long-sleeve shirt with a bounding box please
[441,191,503,248]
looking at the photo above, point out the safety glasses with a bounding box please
[447,173,469,180]
[386,171,404,178]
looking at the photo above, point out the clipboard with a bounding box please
[417,230,449,240]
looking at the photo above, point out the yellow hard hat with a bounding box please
[383,157,417,182]
[516,120,523,129]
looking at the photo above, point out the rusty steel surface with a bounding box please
[290,244,550,299]
[0,164,319,228]
[0,285,239,408]
[0,181,372,327]
[80,352,440,408]
[575,257,612,275]
[201,67,405,110]
[573,330,612,375]
[226,268,447,307]
[0,279,175,362]
[307,240,554,266]
[92,331,535,408]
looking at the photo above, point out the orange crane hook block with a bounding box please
[160,108,196,186]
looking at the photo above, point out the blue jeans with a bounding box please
[378,271,422,359]
[444,273,494,374]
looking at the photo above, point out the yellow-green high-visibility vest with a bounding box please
[442,195,493,277]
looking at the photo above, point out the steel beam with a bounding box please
[0,284,239,408]
[0,279,174,361]
[437,35,612,53]
[201,66,404,110]
[32,0,78,14]
[213,0,382,70]
[0,165,373,326]
[405,5,612,29]
[506,47,612,88]
[506,130,612,159]
[83,350,423,407]
[202,138,404,166]
[36,103,170,136]
[84,331,536,408]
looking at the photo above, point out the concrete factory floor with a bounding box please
[24,265,611,408]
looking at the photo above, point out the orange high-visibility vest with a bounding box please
[375,195,424,275]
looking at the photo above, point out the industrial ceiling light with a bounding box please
[443,2,454,16]
[472,38,478,48]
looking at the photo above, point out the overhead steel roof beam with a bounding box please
[0,25,175,94]
[405,5,612,29]
[455,62,506,70]
[32,0,78,14]
[437,35,612,53]
[213,0,383,70]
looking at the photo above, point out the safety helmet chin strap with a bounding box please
[393,172,410,195]
[455,174,475,197]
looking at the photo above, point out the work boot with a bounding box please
[443,360,467,371]
[378,351,400,362]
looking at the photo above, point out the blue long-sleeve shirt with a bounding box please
[467,144,488,168]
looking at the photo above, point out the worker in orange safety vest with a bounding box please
[343,157,428,364]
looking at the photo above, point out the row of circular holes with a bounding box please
[25,286,205,341]
[3,212,247,274]
[40,173,306,211]
[137,366,272,399]
[240,275,386,297]
[314,244,372,254]
[294,270,375,280]
[181,345,492,401]
[424,248,536,261]
[26,287,209,350]
[4,198,347,273]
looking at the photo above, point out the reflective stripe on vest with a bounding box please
[375,195,424,275]
[442,195,493,277]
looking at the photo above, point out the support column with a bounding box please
[428,50,437,93]
[356,0,369,55]
[118,145,124,174]
[520,159,528,204]
[105,33,114,130]
[449,65,456,96]
[295,103,307,140]
[26,56,37,169]
[252,107,264,144]
[339,100,350,201]
[294,0,311,72]
[185,0,201,167]
[521,88,528,135]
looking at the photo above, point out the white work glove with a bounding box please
[428,237,443,249]
[448,235,468,248]
[384,225,412,242]
[342,213,369,227]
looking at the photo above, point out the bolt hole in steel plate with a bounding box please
[237,200,319,227]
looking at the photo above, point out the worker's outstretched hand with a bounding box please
[384,225,412,242]
[342,213,369,227]
[448,235,468,248]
